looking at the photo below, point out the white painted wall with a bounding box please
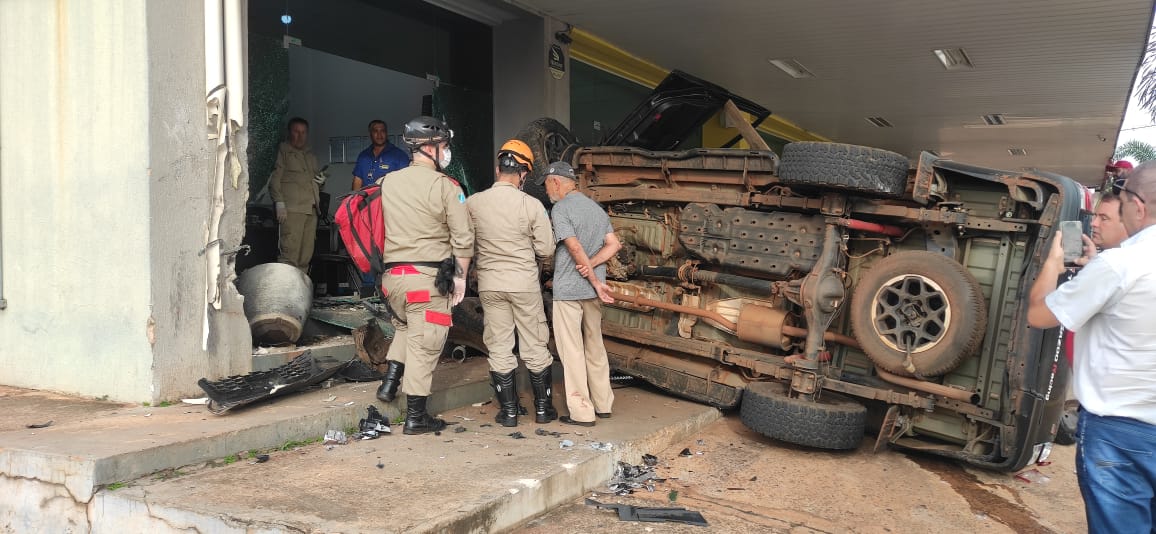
[0,0,252,401]
[492,16,571,153]
[0,0,155,400]
[284,46,433,214]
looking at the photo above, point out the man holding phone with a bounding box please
[1027,163,1156,533]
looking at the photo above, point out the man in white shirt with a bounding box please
[1028,163,1156,533]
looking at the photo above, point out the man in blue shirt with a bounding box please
[351,120,410,190]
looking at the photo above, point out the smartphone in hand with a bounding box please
[1059,220,1085,266]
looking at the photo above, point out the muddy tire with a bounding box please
[448,296,487,356]
[851,251,987,377]
[778,142,910,198]
[740,382,867,450]
[1055,405,1078,445]
[515,118,580,205]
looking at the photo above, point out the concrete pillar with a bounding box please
[492,15,572,152]
[0,0,251,402]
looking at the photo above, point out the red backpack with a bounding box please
[334,185,385,277]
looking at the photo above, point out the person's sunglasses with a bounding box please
[1112,179,1147,204]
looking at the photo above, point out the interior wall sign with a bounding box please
[549,44,566,80]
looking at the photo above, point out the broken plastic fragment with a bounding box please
[535,428,563,438]
[591,442,613,452]
[508,432,526,439]
[585,498,707,527]
[181,397,210,405]
[324,429,348,445]
[1014,468,1051,485]
[322,395,337,402]
[560,439,574,449]
[472,400,493,407]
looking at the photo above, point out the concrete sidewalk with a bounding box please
[0,356,719,533]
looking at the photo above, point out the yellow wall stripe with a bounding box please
[569,28,830,143]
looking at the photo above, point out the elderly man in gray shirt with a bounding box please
[536,161,621,427]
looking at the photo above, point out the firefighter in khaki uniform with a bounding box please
[268,117,325,272]
[466,140,557,427]
[375,116,473,435]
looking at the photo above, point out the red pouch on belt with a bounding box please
[406,290,431,303]
[425,310,452,326]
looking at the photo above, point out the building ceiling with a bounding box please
[512,0,1154,184]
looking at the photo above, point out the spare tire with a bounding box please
[778,142,910,198]
[740,381,867,450]
[850,251,988,377]
[515,118,580,205]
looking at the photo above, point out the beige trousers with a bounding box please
[552,299,614,422]
[278,212,317,272]
[480,291,552,374]
[382,268,451,397]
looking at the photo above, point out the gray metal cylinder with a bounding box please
[236,263,313,345]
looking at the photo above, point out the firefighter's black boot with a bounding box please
[375,360,404,403]
[491,371,520,427]
[403,395,446,435]
[529,367,558,424]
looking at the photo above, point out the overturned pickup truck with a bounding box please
[516,71,1080,471]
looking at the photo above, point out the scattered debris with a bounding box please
[181,398,209,405]
[695,439,705,446]
[586,498,707,527]
[322,395,337,403]
[376,462,385,469]
[254,454,270,463]
[343,401,355,406]
[535,428,564,438]
[472,400,493,407]
[356,406,392,439]
[509,432,526,439]
[560,439,576,449]
[25,421,53,429]
[454,426,467,433]
[642,454,658,467]
[1014,468,1051,485]
[749,476,758,482]
[454,415,475,421]
[668,490,679,502]
[323,429,348,445]
[607,461,661,495]
[480,423,494,428]
[678,448,692,457]
[320,379,336,389]
[591,442,614,452]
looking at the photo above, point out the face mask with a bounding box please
[439,147,453,169]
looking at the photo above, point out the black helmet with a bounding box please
[402,116,453,148]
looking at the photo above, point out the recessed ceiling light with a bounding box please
[1008,147,1028,156]
[768,58,815,79]
[865,116,893,128]
[933,48,974,71]
[982,114,1005,126]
